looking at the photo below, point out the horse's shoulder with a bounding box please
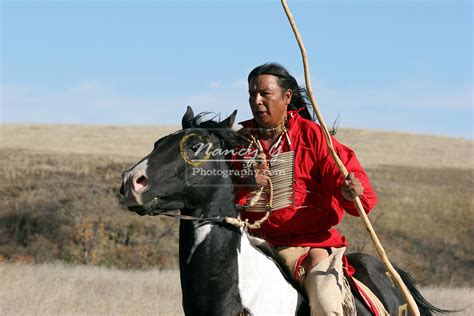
[238,234,308,314]
[244,234,305,294]
[246,234,277,258]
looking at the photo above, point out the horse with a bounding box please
[120,106,446,316]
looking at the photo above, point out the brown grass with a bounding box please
[0,263,183,315]
[2,124,472,168]
[0,124,472,287]
[1,263,472,315]
[339,165,474,286]
[0,149,179,270]
[335,128,473,169]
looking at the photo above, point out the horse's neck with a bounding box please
[179,218,243,314]
[178,176,239,275]
[178,176,303,315]
[179,185,245,315]
[179,219,304,315]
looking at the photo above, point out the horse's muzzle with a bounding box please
[126,197,160,216]
[120,163,152,204]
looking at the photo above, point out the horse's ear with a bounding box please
[218,110,237,129]
[182,106,195,129]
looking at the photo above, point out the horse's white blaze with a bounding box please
[237,232,301,316]
[187,222,213,264]
[129,157,149,176]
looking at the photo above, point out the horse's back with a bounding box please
[347,253,406,314]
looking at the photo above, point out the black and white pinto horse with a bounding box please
[120,107,446,316]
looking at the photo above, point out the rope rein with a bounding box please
[152,175,272,231]
[223,210,270,230]
[151,209,271,231]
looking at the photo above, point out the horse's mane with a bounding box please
[191,112,249,149]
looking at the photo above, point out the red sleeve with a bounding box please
[314,126,378,216]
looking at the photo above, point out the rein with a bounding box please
[149,210,225,224]
[149,209,270,230]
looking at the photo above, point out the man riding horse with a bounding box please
[230,62,380,315]
[120,63,448,316]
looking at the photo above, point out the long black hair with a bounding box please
[247,62,314,121]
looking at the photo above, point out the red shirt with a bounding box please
[233,111,378,248]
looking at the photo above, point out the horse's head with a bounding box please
[120,106,246,216]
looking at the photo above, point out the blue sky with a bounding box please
[1,0,472,138]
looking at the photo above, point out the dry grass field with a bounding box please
[0,123,473,314]
[1,263,472,315]
[2,124,472,169]
[0,263,183,315]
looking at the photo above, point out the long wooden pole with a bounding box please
[280,1,420,315]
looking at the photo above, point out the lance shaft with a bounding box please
[280,1,420,315]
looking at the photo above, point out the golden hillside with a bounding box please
[2,124,472,168]
[0,124,472,286]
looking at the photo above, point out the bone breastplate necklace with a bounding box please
[245,130,295,213]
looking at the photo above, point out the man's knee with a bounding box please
[303,265,343,316]
[302,247,346,316]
